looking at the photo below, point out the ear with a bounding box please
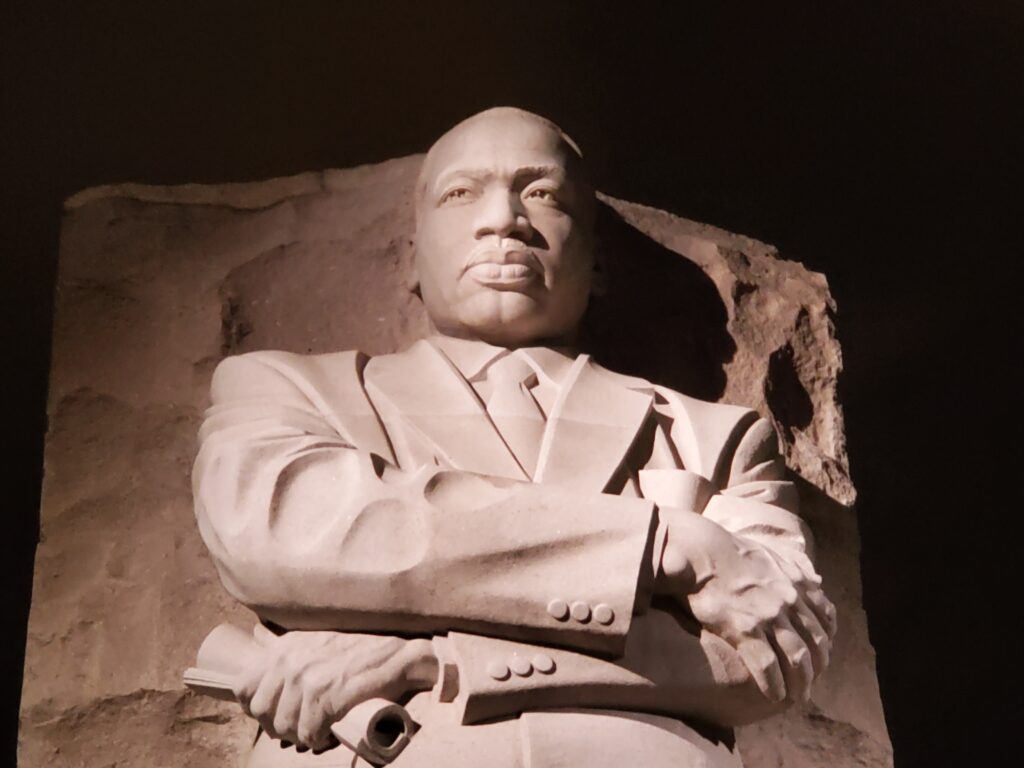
[403,237,421,296]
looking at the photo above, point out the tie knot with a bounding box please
[485,351,538,388]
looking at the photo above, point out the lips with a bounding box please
[464,246,542,290]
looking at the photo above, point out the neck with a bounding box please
[427,319,579,352]
[430,329,578,356]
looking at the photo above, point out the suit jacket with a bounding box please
[193,337,814,730]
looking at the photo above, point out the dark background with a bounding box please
[2,2,1019,765]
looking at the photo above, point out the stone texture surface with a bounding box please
[21,154,892,766]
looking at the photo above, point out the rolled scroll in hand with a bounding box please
[183,623,416,765]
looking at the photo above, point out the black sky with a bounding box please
[2,2,1020,765]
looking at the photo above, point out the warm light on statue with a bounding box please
[188,108,836,768]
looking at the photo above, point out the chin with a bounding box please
[459,315,543,347]
[440,290,580,347]
[452,293,533,341]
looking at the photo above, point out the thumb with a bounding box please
[252,622,278,647]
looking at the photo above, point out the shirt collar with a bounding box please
[430,335,506,381]
[517,345,576,389]
[429,335,577,388]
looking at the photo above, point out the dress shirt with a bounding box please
[429,335,576,420]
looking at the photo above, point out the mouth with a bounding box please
[464,243,542,290]
[465,261,539,289]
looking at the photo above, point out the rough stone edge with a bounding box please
[597,192,783,265]
[63,155,424,211]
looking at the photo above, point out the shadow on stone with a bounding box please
[765,342,814,441]
[580,202,736,400]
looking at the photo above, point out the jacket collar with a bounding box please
[429,335,576,391]
[365,337,652,492]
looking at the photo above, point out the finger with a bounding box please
[763,546,805,583]
[272,675,304,746]
[736,631,786,703]
[311,735,340,757]
[784,549,822,587]
[759,548,835,642]
[249,668,285,739]
[763,546,824,599]
[767,613,813,703]
[298,685,333,752]
[790,599,831,675]
[803,585,838,639]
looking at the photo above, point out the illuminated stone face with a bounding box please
[414,108,596,347]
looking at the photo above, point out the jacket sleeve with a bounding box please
[701,415,816,578]
[193,351,658,656]
[649,387,817,583]
[438,606,784,727]
[430,417,806,729]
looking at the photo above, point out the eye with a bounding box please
[439,187,473,205]
[524,187,560,205]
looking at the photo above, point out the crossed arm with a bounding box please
[193,352,835,750]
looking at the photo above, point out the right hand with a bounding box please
[233,626,438,752]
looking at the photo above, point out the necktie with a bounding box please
[483,352,546,478]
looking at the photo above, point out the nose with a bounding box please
[473,188,532,241]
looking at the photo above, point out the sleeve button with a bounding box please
[531,654,556,674]
[593,603,615,625]
[570,601,592,623]
[547,598,570,621]
[487,661,511,681]
[509,656,533,677]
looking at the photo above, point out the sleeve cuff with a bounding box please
[431,635,460,703]
[634,509,670,613]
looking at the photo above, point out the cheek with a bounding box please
[541,225,593,281]
[416,224,465,286]
[417,222,451,258]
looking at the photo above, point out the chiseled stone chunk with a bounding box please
[22,117,890,765]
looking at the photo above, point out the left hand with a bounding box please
[657,508,837,704]
[233,626,438,752]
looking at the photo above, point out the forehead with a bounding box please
[422,116,575,187]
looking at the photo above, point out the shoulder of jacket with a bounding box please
[586,359,656,391]
[653,385,756,423]
[210,348,369,402]
[651,385,764,484]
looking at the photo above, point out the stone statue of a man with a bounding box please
[192,107,836,768]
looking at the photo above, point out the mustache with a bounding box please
[462,238,544,274]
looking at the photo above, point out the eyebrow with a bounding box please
[433,164,566,192]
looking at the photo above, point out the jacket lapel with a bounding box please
[363,339,529,481]
[535,356,654,493]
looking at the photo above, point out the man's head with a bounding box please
[413,107,597,347]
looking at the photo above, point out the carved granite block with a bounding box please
[22,111,891,766]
